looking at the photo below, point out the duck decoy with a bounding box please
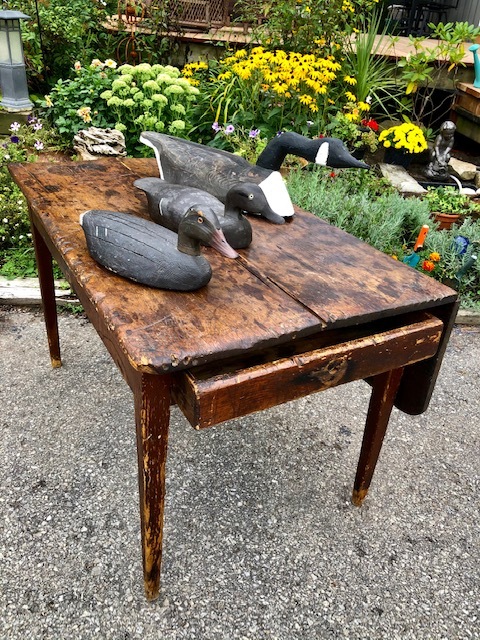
[256,131,370,171]
[134,177,254,249]
[80,208,238,291]
[139,132,294,225]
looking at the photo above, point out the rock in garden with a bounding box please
[73,127,126,161]
[449,157,477,182]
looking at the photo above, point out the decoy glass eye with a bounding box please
[248,193,254,200]
[197,216,203,223]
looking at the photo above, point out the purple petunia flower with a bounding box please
[212,122,221,132]
[225,124,235,135]
[249,129,260,138]
[33,122,43,131]
[34,140,44,151]
[10,136,20,144]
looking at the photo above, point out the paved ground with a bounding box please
[1,307,479,640]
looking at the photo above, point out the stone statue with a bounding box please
[424,120,456,180]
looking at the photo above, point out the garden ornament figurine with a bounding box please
[134,178,254,249]
[255,131,370,171]
[140,131,294,224]
[424,120,456,180]
[469,44,480,89]
[80,208,238,291]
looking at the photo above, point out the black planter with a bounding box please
[384,147,412,169]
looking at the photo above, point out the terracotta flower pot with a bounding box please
[431,212,462,230]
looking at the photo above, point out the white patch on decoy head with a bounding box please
[158,198,164,216]
[140,134,164,180]
[315,141,330,166]
[79,212,87,226]
[258,171,295,217]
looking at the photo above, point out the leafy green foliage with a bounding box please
[0,116,62,253]
[41,60,117,141]
[41,60,200,155]
[341,8,406,117]
[396,22,480,126]
[9,0,113,90]
[423,187,480,215]
[240,0,382,54]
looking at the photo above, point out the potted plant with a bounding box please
[423,186,480,229]
[324,111,379,158]
[379,121,428,168]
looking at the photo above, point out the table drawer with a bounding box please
[173,313,443,429]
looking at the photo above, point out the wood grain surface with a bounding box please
[9,157,457,375]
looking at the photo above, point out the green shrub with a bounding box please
[8,0,113,90]
[41,60,118,144]
[42,61,200,155]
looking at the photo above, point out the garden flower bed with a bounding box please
[1,3,479,311]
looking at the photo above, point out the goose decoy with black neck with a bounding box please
[140,131,294,225]
[256,131,370,171]
[134,177,254,249]
[80,208,238,291]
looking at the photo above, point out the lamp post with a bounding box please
[0,10,33,111]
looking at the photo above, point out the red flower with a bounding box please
[329,171,336,178]
[421,259,435,272]
[361,118,379,132]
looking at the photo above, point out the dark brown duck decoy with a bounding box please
[134,177,255,249]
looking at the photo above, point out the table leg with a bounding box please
[31,220,61,368]
[133,371,171,601]
[352,368,404,506]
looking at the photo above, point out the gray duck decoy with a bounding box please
[139,132,293,225]
[256,131,370,171]
[80,208,238,291]
[134,177,254,249]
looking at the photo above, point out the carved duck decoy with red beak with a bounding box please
[80,208,237,291]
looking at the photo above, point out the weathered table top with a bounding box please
[9,157,458,412]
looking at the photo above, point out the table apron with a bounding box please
[173,314,443,429]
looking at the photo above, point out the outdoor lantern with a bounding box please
[0,10,33,111]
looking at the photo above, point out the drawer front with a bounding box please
[173,315,443,429]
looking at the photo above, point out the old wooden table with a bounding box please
[10,157,458,600]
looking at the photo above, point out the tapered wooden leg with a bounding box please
[31,221,61,368]
[352,368,404,506]
[133,371,171,601]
